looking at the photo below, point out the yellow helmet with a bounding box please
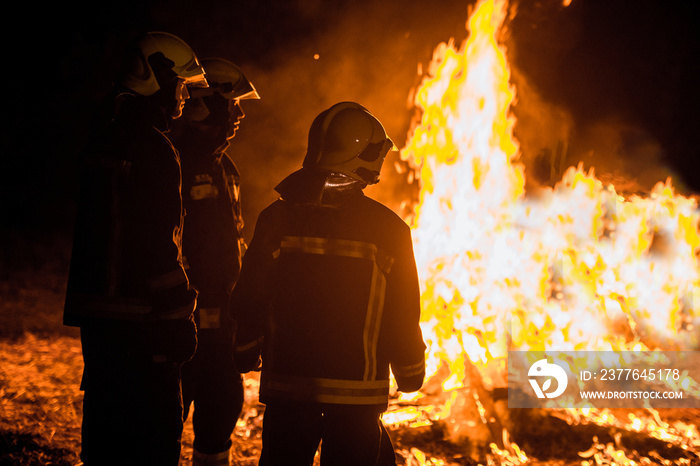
[303,102,395,185]
[191,57,260,100]
[119,31,208,96]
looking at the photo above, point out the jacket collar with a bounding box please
[275,168,365,208]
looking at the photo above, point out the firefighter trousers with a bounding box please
[181,328,245,455]
[79,332,185,466]
[258,401,395,466]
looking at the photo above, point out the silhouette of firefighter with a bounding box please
[169,57,260,466]
[63,32,207,465]
[230,101,426,465]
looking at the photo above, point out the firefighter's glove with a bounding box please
[153,287,198,318]
[149,315,198,364]
[233,344,262,373]
[392,360,426,394]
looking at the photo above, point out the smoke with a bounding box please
[510,64,675,196]
[510,67,574,189]
[218,0,693,241]
[12,0,696,244]
[214,1,474,238]
[505,0,685,197]
[567,118,675,194]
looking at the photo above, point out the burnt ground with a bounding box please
[1,262,700,465]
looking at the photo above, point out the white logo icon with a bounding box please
[528,358,568,399]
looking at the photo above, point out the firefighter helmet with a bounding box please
[119,31,208,96]
[303,102,395,185]
[191,57,260,101]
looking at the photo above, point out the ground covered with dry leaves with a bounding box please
[0,265,269,466]
[2,263,700,465]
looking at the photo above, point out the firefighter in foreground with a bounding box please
[169,57,260,466]
[63,32,207,465]
[230,101,426,465]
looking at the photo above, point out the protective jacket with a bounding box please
[180,146,244,331]
[63,95,197,360]
[169,119,248,460]
[231,168,426,409]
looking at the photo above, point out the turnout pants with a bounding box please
[181,328,244,455]
[259,401,396,466]
[79,329,185,466]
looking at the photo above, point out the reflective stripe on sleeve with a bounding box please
[158,302,196,320]
[263,373,390,405]
[235,336,264,353]
[392,359,426,378]
[65,294,151,319]
[64,292,193,322]
[146,268,189,292]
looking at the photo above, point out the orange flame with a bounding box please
[402,0,524,393]
[402,0,699,389]
[394,0,700,459]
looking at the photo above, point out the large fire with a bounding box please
[387,0,700,463]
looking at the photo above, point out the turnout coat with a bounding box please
[63,96,197,367]
[231,168,426,409]
[180,149,244,334]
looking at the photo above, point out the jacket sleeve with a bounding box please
[63,128,197,331]
[132,136,199,363]
[229,205,279,373]
[386,222,426,393]
[143,140,196,315]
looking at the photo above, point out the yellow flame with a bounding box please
[402,0,525,393]
[398,0,700,453]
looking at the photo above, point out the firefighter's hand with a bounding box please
[150,315,198,364]
[392,359,426,393]
[233,349,262,373]
[154,287,197,318]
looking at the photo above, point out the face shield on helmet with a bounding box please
[181,58,260,140]
[302,102,396,185]
[189,57,260,101]
[119,31,208,97]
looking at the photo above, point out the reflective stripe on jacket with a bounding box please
[262,373,391,405]
[231,190,426,407]
[180,153,243,331]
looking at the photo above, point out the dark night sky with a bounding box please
[3,0,699,270]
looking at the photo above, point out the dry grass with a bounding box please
[0,330,268,466]
[0,260,269,465]
[0,333,82,465]
[1,261,699,465]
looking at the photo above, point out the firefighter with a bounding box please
[169,57,260,466]
[230,101,426,465]
[63,32,207,465]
